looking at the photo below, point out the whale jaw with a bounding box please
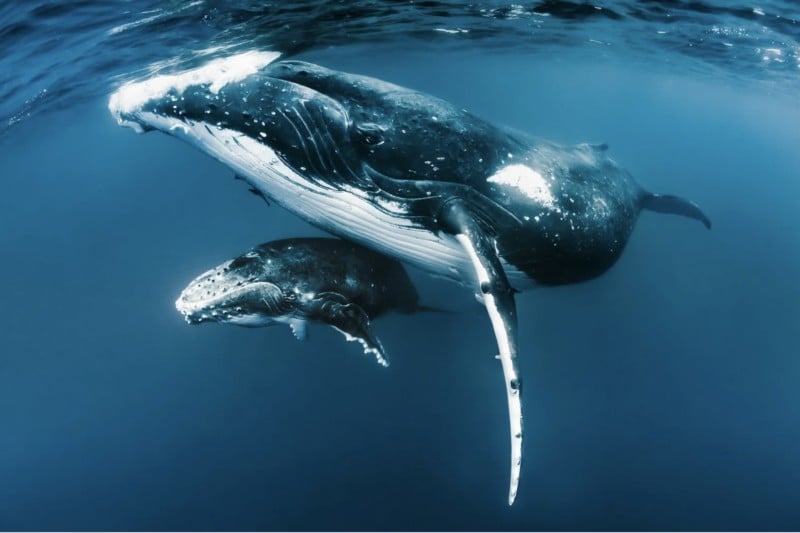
[175,259,255,325]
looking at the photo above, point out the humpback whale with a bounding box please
[109,52,710,504]
[176,238,424,367]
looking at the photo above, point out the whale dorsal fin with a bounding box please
[438,198,523,506]
[305,292,389,367]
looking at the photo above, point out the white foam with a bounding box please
[434,28,469,34]
[108,11,163,36]
[108,50,281,115]
[108,1,204,36]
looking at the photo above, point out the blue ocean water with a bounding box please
[1,1,800,530]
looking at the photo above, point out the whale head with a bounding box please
[108,52,506,196]
[176,247,288,327]
[108,51,480,282]
[108,52,367,191]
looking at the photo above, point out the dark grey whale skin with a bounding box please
[176,238,424,366]
[199,237,420,320]
[130,59,710,287]
[259,61,711,286]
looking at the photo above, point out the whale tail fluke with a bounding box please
[641,192,712,230]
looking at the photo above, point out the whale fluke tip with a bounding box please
[641,192,712,230]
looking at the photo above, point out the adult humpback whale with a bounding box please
[109,51,710,505]
[176,238,425,367]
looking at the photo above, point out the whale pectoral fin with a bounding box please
[439,199,523,506]
[363,166,524,230]
[289,318,307,341]
[306,293,389,368]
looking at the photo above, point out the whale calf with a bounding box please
[177,238,425,367]
[110,52,710,504]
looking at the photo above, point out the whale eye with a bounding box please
[356,123,385,146]
[230,252,259,269]
[229,256,251,269]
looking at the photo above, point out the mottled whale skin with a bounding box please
[177,238,423,367]
[109,52,710,505]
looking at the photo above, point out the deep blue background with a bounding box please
[1,46,799,530]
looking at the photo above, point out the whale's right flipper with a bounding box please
[439,199,523,506]
[305,292,389,368]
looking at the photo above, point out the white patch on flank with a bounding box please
[592,196,611,219]
[487,164,555,208]
[108,50,281,115]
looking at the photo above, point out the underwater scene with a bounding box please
[1,1,799,530]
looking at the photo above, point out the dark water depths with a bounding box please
[1,2,800,530]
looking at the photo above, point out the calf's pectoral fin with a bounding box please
[304,292,390,368]
[438,199,523,506]
[289,319,308,341]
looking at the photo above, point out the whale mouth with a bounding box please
[176,280,270,325]
[175,260,254,324]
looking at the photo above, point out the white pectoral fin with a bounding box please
[305,292,390,367]
[334,326,390,368]
[442,200,522,506]
[289,318,308,341]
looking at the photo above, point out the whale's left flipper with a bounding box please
[305,292,390,367]
[439,200,523,506]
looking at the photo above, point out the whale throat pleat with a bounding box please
[167,117,473,281]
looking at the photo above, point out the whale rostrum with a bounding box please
[110,52,710,505]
